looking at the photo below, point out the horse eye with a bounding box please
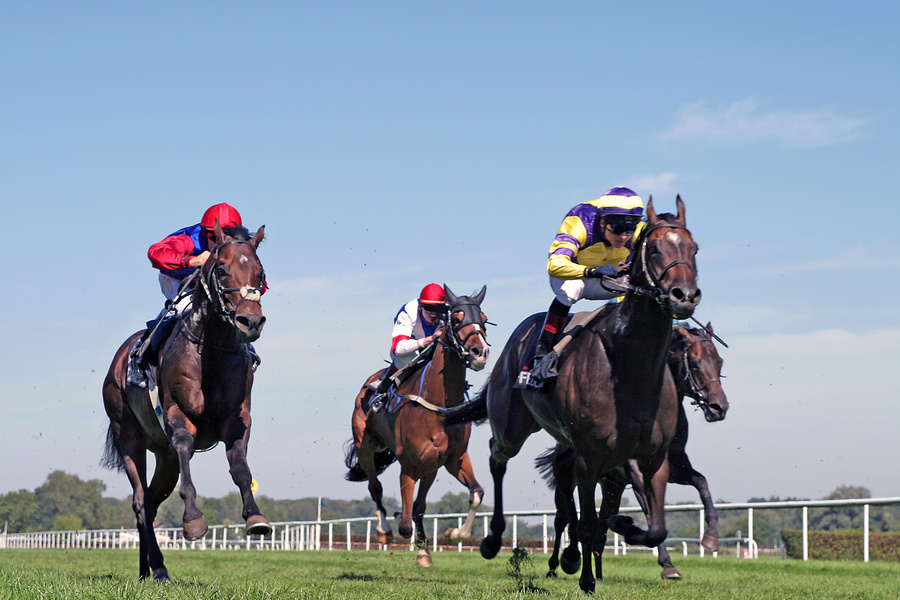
[217,267,228,278]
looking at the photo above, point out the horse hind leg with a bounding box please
[443,452,483,541]
[481,450,508,560]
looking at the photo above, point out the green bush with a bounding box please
[783,528,900,561]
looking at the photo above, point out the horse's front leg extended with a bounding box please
[412,471,437,567]
[443,452,483,541]
[168,426,208,541]
[397,470,417,539]
[224,429,271,536]
[574,469,600,594]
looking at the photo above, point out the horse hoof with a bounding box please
[183,516,208,541]
[480,536,500,559]
[579,578,595,594]
[701,532,719,552]
[545,570,558,578]
[661,566,683,580]
[560,549,581,575]
[152,568,171,582]
[416,549,433,568]
[246,515,272,536]
[607,514,634,535]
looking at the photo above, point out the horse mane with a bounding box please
[220,226,257,243]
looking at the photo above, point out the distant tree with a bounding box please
[52,514,84,531]
[0,489,38,532]
[33,471,106,530]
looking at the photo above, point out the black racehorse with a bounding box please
[444,197,701,592]
[537,322,728,580]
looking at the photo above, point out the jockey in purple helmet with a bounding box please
[518,186,646,389]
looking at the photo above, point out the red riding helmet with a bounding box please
[201,203,243,231]
[418,283,447,310]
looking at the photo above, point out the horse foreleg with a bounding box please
[224,433,271,537]
[624,460,680,579]
[574,464,600,594]
[481,447,508,560]
[443,452,483,541]
[412,471,436,567]
[167,427,208,541]
[397,470,417,539]
[611,457,670,551]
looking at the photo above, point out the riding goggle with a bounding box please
[421,304,447,315]
[605,222,638,235]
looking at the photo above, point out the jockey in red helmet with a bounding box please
[129,203,250,388]
[368,283,449,412]
[148,202,244,311]
[517,187,646,390]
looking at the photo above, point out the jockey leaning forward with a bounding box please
[368,283,448,412]
[127,202,262,387]
[517,186,646,390]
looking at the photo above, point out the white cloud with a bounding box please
[629,172,680,197]
[662,99,869,146]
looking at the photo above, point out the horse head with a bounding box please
[442,284,490,371]
[201,222,267,343]
[632,196,701,320]
[672,322,728,422]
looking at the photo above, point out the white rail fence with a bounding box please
[3,497,898,562]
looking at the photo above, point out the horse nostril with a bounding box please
[671,288,685,301]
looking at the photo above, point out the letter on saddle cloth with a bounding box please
[523,304,614,389]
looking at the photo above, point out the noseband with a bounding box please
[198,239,266,328]
[440,300,489,368]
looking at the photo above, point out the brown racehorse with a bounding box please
[101,223,269,581]
[538,322,729,580]
[344,285,490,567]
[444,197,700,592]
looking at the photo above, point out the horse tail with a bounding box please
[100,424,125,472]
[534,444,576,491]
[343,438,396,482]
[442,384,488,426]
[534,446,558,489]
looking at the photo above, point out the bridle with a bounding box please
[197,239,266,330]
[601,222,697,316]
[673,333,721,408]
[440,299,490,369]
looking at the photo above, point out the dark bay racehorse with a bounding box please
[102,223,269,581]
[344,286,490,567]
[538,322,728,580]
[444,197,699,592]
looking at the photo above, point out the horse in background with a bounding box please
[102,223,269,581]
[538,322,729,580]
[444,197,700,592]
[344,285,490,567]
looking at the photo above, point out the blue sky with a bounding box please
[2,2,898,512]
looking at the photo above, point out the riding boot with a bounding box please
[126,321,156,389]
[369,364,398,413]
[516,300,570,390]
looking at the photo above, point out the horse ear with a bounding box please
[213,220,226,244]
[674,195,686,226]
[706,321,714,334]
[252,225,266,248]
[443,284,458,306]
[646,196,657,223]
[472,285,486,306]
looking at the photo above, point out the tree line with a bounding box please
[2,471,897,549]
